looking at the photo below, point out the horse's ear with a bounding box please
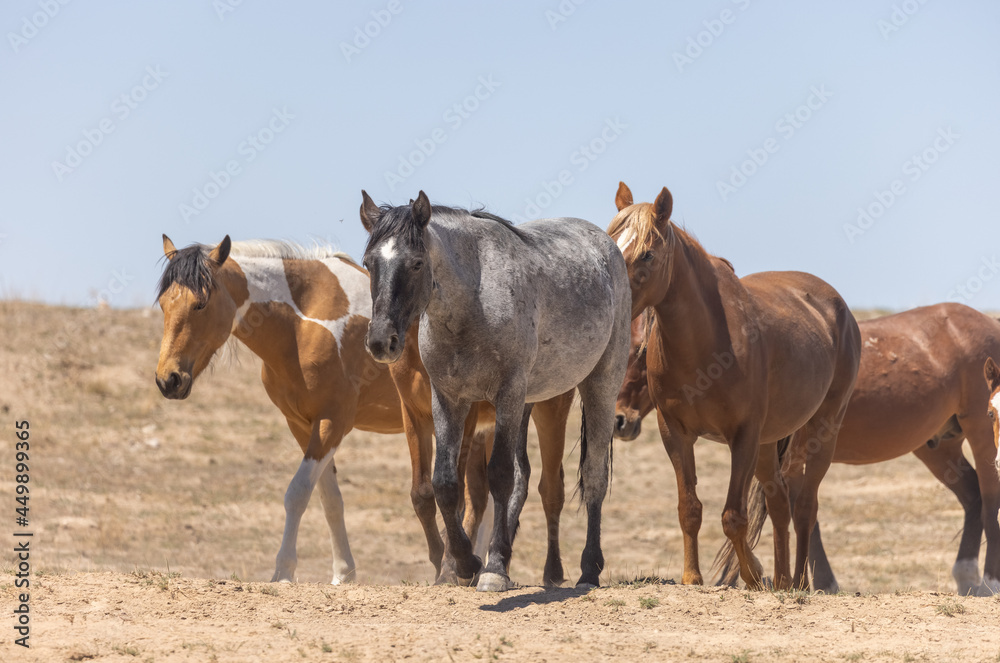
[360,190,380,233]
[652,187,673,228]
[163,234,177,260]
[615,182,633,211]
[412,191,431,229]
[985,357,1000,392]
[209,235,231,267]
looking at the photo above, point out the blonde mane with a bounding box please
[607,203,665,256]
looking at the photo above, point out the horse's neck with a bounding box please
[225,257,301,370]
[652,229,736,364]
[423,224,479,321]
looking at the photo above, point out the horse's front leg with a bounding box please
[657,410,703,585]
[273,418,341,582]
[478,387,533,593]
[430,390,479,585]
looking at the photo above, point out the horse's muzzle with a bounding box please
[366,330,402,364]
[156,371,192,400]
[613,411,642,441]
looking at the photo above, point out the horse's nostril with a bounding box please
[167,372,181,392]
[615,414,626,431]
[388,334,399,353]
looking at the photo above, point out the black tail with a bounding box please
[712,435,791,586]
[576,403,612,504]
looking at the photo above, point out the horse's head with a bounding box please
[985,358,1000,458]
[614,314,654,441]
[360,190,433,364]
[155,235,239,399]
[607,182,675,319]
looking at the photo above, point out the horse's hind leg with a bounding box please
[913,440,983,595]
[721,427,765,590]
[785,411,840,591]
[532,390,573,587]
[808,523,839,594]
[317,459,356,584]
[463,427,492,559]
[754,442,792,589]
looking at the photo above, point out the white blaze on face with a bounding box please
[991,391,1000,415]
[379,237,397,261]
[616,228,636,255]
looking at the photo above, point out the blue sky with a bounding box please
[1,0,998,309]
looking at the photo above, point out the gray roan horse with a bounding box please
[360,191,631,592]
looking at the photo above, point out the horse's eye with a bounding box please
[412,260,424,272]
[640,251,654,262]
[990,409,996,420]
[193,299,207,311]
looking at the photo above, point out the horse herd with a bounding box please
[154,183,1000,596]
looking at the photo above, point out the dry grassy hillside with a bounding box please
[5,301,1000,662]
[0,300,982,591]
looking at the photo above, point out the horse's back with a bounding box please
[426,215,629,403]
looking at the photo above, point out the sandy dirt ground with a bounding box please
[3,302,1000,661]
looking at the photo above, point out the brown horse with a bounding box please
[607,182,861,590]
[155,235,574,585]
[622,303,1000,595]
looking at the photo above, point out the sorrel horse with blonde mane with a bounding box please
[622,303,1000,595]
[607,182,861,590]
[154,235,575,585]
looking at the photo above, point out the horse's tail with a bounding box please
[576,403,613,503]
[712,435,791,586]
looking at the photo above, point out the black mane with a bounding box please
[156,243,214,301]
[365,202,523,254]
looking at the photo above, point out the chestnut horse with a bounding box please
[607,182,861,590]
[621,303,1000,595]
[154,236,574,585]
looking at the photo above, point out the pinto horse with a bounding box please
[154,236,575,586]
[361,191,630,591]
[621,303,1000,595]
[607,182,861,590]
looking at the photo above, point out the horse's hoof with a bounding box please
[544,577,567,588]
[476,572,513,592]
[575,581,598,590]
